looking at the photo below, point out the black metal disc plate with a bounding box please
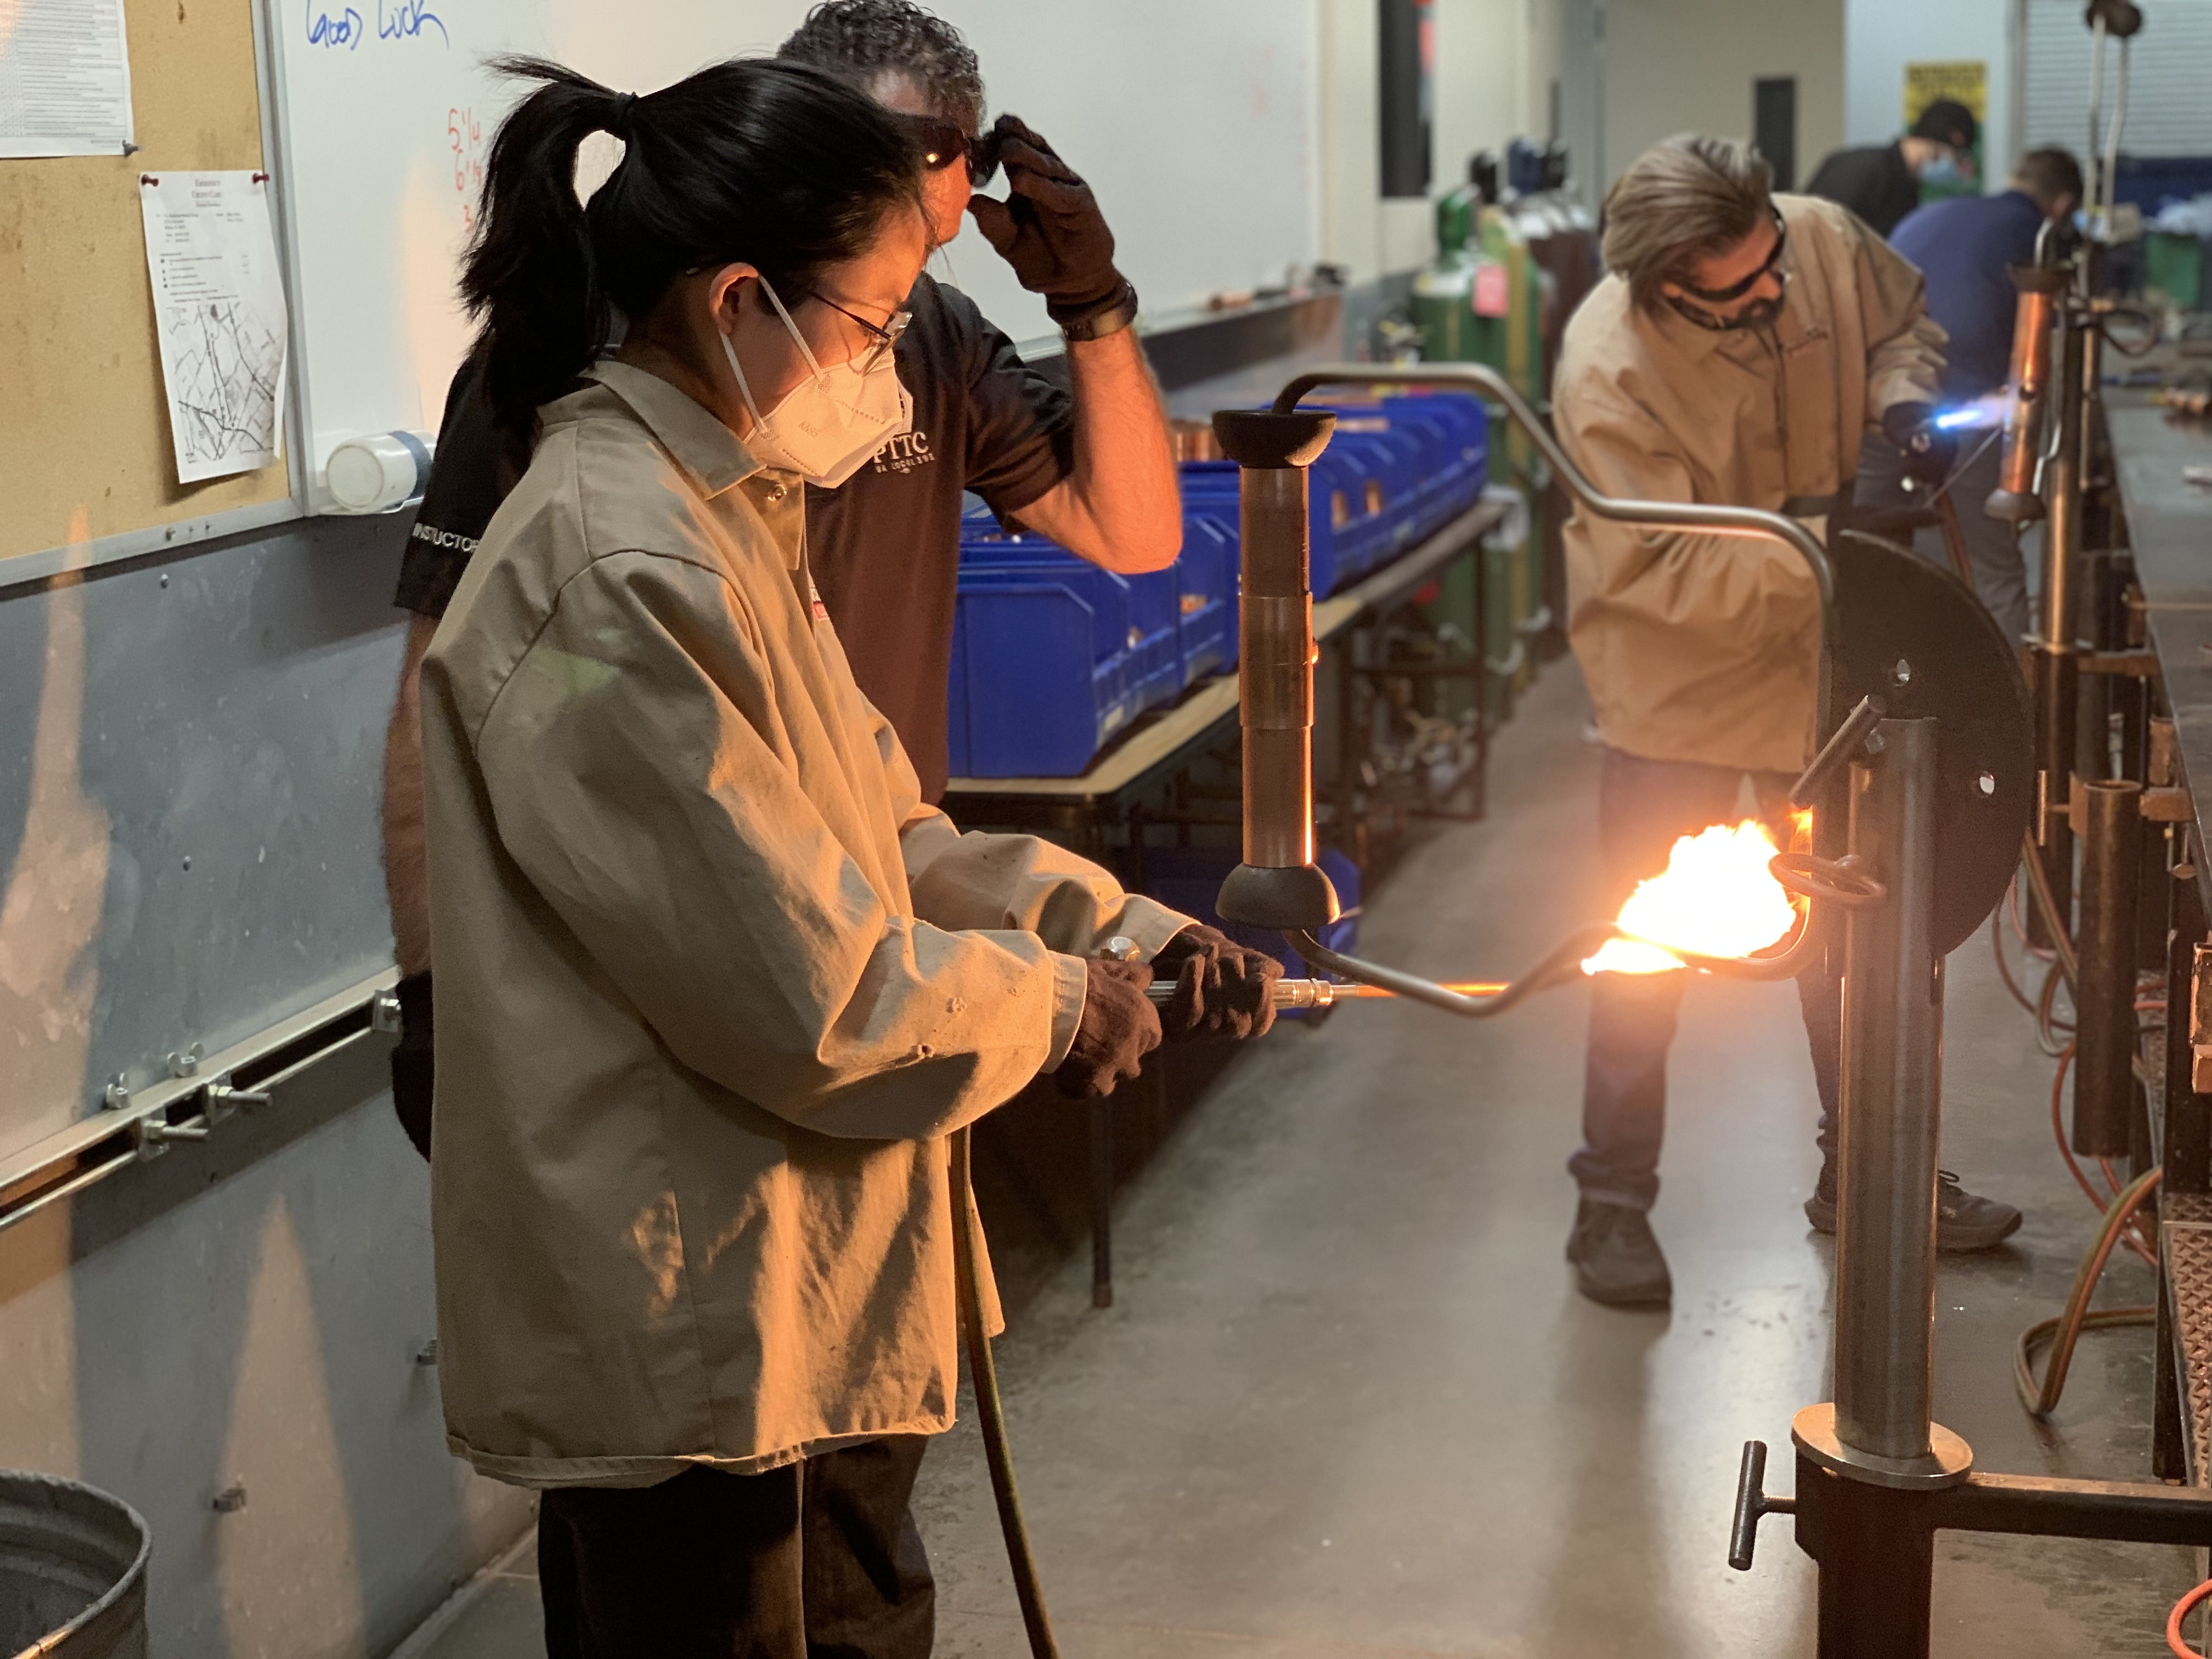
[1831,532,2034,957]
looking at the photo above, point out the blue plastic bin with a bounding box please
[945,397,1486,778]
[947,576,1139,777]
[1174,507,1237,685]
[960,534,1181,715]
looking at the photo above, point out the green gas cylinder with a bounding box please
[1435,182,1480,259]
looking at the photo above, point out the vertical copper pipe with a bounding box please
[1239,466,1317,870]
[2075,780,2144,1157]
[1988,274,2061,521]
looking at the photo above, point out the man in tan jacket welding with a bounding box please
[1554,134,2022,1307]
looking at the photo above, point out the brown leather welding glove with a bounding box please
[966,115,1127,328]
[1155,925,1284,1042]
[1053,957,1163,1098]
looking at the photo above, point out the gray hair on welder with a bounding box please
[779,0,985,131]
[1601,134,1775,312]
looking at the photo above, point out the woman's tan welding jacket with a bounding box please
[419,360,1190,1488]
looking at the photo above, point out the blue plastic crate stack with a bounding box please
[948,392,1490,780]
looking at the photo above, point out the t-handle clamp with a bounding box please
[1728,1441,1797,1571]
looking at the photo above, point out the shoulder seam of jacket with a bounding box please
[465,427,766,755]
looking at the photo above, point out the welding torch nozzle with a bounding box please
[1143,977,1510,1011]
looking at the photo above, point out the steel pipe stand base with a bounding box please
[1792,1403,1974,1491]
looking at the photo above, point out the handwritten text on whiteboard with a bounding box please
[302,0,446,49]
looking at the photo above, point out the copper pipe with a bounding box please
[1238,466,1316,870]
[1989,272,2065,523]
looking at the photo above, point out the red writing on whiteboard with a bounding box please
[449,107,484,234]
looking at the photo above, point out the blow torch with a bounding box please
[1985,258,2070,526]
[1174,362,1884,1019]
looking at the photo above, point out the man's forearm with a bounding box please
[1029,326,1181,573]
[382,616,438,976]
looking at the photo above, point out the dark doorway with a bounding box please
[1380,0,1434,199]
[1755,76,1798,191]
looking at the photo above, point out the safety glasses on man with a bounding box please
[1675,211,1788,304]
[893,109,1000,185]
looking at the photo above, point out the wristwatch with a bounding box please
[1058,280,1140,343]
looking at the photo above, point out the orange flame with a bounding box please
[1583,818,1801,975]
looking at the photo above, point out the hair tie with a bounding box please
[609,92,641,142]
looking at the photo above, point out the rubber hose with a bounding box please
[2015,1164,2162,1419]
[2169,1574,2212,1657]
[949,1126,1060,1659]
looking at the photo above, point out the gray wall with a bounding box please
[0,513,532,1657]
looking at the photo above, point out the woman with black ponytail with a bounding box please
[415,55,1195,1654]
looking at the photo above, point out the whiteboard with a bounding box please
[263,0,1323,496]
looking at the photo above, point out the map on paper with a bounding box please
[138,171,290,483]
[0,0,136,156]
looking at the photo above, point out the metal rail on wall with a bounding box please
[0,969,399,1236]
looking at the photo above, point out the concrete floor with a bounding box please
[396,662,2199,1658]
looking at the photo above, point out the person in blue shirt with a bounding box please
[1857,147,2083,643]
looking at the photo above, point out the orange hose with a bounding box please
[2168,1576,2212,1657]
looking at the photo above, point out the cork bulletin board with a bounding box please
[0,0,290,564]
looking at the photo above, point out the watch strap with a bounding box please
[1057,280,1139,343]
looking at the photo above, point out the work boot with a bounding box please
[1566,1198,1672,1307]
[1804,1167,2023,1252]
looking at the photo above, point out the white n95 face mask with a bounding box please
[719,276,912,489]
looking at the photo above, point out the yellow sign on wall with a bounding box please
[1904,61,1987,195]
[1904,60,1987,127]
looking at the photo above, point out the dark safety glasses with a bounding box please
[893,111,1000,186]
[808,294,912,374]
[1675,212,1788,304]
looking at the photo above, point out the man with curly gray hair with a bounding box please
[779,0,986,128]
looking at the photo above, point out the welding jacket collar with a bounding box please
[585,358,766,503]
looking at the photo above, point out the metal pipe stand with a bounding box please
[1788,718,1972,1659]
[1733,721,2212,1651]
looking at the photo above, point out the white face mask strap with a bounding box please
[718,325,771,433]
[755,275,828,385]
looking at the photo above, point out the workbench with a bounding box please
[946,495,1510,1307]
[2103,392,2212,1483]
[2113,398,2212,917]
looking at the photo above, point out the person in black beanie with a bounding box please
[1804,97,1980,239]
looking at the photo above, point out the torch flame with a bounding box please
[1932,391,2011,432]
[1583,818,1801,976]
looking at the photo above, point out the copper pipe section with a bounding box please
[1143,978,1512,1010]
[2073,779,2144,1157]
[1989,270,2066,523]
[1234,465,1319,870]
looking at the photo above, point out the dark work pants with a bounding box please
[1569,747,1842,1211]
[537,1437,935,1659]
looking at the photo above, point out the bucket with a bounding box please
[0,1472,150,1658]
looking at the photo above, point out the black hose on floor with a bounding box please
[949,1126,1061,1659]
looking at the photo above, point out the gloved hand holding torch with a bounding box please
[1052,926,1286,1098]
[1153,925,1285,1041]
[1882,400,1959,490]
[1054,957,1163,1098]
